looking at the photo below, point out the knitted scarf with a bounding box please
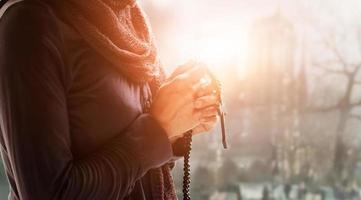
[44,0,176,199]
[49,0,161,83]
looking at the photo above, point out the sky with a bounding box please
[138,0,361,128]
[140,0,361,74]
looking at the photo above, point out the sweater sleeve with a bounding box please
[0,2,172,200]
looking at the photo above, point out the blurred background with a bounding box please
[2,0,361,199]
[141,0,361,199]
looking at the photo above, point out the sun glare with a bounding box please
[177,22,250,75]
[150,0,171,7]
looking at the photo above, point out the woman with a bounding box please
[0,0,220,199]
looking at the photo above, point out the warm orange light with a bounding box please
[177,21,250,75]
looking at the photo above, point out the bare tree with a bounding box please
[308,29,361,181]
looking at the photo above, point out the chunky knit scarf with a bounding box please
[49,0,162,83]
[44,0,176,199]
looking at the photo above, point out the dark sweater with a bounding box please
[0,1,178,199]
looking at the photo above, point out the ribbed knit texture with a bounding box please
[38,0,176,199]
[46,0,161,83]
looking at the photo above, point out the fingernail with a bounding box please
[200,77,207,85]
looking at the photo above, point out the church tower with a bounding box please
[239,6,309,182]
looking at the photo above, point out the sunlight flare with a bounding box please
[177,22,250,74]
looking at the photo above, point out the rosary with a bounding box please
[182,72,227,200]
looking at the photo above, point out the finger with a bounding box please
[169,93,195,120]
[195,82,217,98]
[193,116,218,135]
[192,125,208,135]
[169,73,196,94]
[162,65,211,110]
[200,115,218,123]
[200,106,218,118]
[154,85,193,124]
[169,60,197,80]
[167,72,202,102]
[170,64,210,96]
[194,94,220,109]
[162,77,194,103]
[175,65,207,89]
[184,65,208,84]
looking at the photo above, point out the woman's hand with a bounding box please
[150,62,220,140]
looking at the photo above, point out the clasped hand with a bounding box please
[151,61,220,141]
